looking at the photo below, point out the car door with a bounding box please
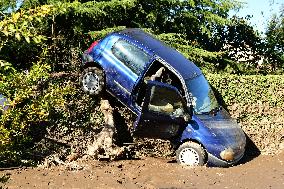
[99,35,152,107]
[133,80,191,139]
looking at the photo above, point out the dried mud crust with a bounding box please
[1,152,284,189]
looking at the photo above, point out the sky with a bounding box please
[230,0,283,34]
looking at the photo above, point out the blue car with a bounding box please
[80,28,246,166]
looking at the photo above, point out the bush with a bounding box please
[0,61,104,167]
[206,74,284,154]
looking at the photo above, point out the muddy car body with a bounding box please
[81,28,246,167]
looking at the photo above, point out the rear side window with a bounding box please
[112,39,151,75]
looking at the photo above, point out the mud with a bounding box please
[1,151,283,189]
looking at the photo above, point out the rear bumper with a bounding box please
[207,151,245,167]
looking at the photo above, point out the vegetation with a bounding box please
[207,74,284,153]
[0,0,283,166]
[264,6,284,71]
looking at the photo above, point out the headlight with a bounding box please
[220,148,234,161]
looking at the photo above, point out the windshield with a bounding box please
[185,74,219,114]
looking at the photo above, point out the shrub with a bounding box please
[206,74,284,154]
[0,62,103,166]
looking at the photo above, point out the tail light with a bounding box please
[87,40,99,53]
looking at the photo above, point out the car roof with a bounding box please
[118,28,202,79]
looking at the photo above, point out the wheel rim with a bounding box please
[82,72,100,93]
[179,148,200,165]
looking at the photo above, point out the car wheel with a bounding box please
[176,141,206,166]
[80,67,104,95]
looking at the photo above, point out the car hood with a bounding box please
[196,109,246,160]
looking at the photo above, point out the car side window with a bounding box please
[148,86,185,117]
[112,39,151,75]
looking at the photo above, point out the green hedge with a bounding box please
[206,74,284,154]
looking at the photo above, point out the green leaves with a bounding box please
[25,36,30,43]
[265,8,284,69]
[0,60,15,74]
[206,74,284,153]
[0,5,53,50]
[15,33,21,41]
[0,63,51,163]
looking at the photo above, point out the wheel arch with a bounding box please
[83,61,104,71]
[83,61,106,80]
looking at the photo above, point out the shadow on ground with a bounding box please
[0,173,10,189]
[167,134,261,167]
[238,134,261,165]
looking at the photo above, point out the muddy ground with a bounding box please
[1,151,283,189]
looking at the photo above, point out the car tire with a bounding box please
[80,67,104,95]
[176,141,206,166]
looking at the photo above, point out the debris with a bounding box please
[85,99,125,160]
[39,99,128,169]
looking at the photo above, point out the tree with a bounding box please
[0,0,18,14]
[15,0,243,50]
[220,16,264,73]
[127,0,242,49]
[265,5,284,70]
